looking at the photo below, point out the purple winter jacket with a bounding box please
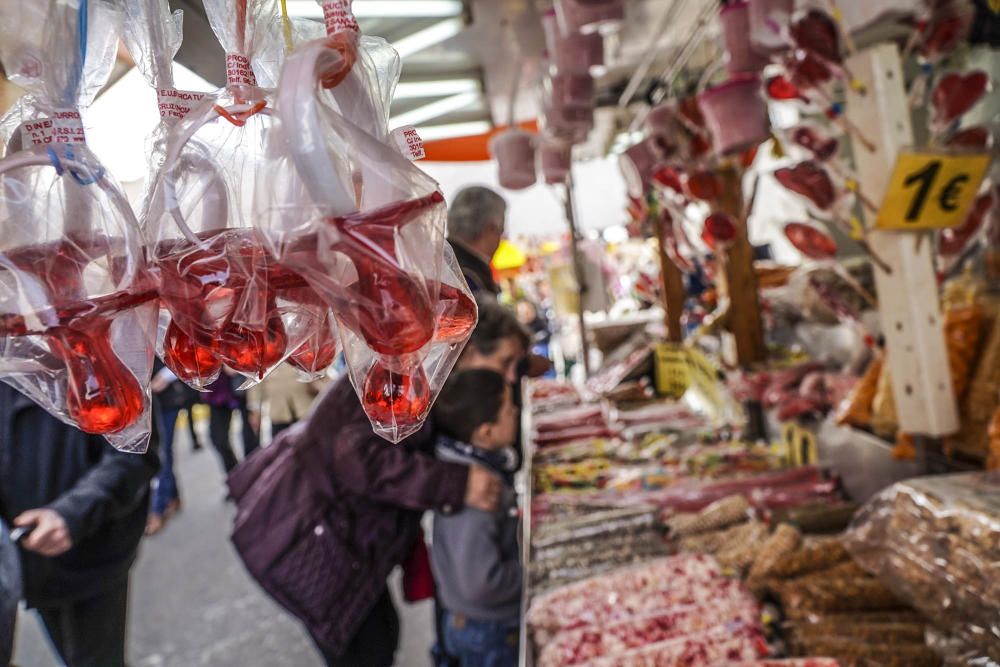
[229,376,469,656]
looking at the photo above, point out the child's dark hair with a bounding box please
[433,369,508,443]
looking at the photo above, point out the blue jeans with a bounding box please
[442,612,518,667]
[152,406,181,515]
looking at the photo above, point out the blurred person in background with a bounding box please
[0,385,159,667]
[204,371,259,474]
[516,300,554,376]
[247,363,328,442]
[145,360,189,536]
[447,186,507,298]
[180,383,205,453]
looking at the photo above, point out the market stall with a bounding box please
[481,0,1000,664]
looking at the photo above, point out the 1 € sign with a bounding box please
[875,149,991,230]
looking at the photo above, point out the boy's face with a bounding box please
[459,335,525,385]
[476,386,519,450]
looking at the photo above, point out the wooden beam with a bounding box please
[845,43,958,437]
[651,210,685,343]
[716,165,766,366]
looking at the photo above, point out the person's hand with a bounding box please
[14,509,72,557]
[151,375,171,393]
[464,465,501,512]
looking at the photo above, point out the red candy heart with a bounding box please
[791,126,839,161]
[701,213,738,249]
[939,192,995,256]
[766,75,806,101]
[947,126,991,149]
[775,161,837,210]
[932,70,990,126]
[685,170,723,201]
[922,11,969,59]
[785,222,838,260]
[791,10,842,64]
[787,51,834,90]
[652,166,684,193]
[362,360,431,430]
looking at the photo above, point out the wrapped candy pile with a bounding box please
[527,554,769,667]
[845,473,1000,662]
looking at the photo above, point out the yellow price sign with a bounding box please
[686,346,723,413]
[876,150,991,230]
[654,343,690,399]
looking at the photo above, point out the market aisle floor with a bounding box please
[13,417,435,667]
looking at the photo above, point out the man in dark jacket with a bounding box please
[0,384,159,667]
[447,185,507,298]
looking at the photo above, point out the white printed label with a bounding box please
[157,88,207,121]
[390,126,425,161]
[19,110,86,147]
[323,0,360,34]
[226,53,257,87]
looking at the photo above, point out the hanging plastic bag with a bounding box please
[145,0,336,389]
[257,5,477,441]
[0,0,158,451]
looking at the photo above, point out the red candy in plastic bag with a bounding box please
[0,1,157,450]
[51,322,145,434]
[254,13,477,441]
[362,360,431,431]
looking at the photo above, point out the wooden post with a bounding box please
[715,165,766,366]
[564,169,592,376]
[651,210,685,343]
[845,44,958,437]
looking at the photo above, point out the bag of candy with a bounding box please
[0,0,158,451]
[145,0,340,389]
[257,1,477,441]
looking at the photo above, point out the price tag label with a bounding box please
[654,343,690,399]
[876,149,991,230]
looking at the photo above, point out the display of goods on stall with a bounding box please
[249,0,475,441]
[846,473,1000,661]
[0,0,157,450]
[530,504,666,590]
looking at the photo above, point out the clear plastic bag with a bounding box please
[0,0,157,451]
[145,0,337,390]
[255,18,477,441]
[845,473,1000,661]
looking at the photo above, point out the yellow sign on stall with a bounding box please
[876,150,991,230]
[686,347,723,413]
[654,343,690,399]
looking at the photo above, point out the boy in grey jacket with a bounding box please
[431,369,521,667]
